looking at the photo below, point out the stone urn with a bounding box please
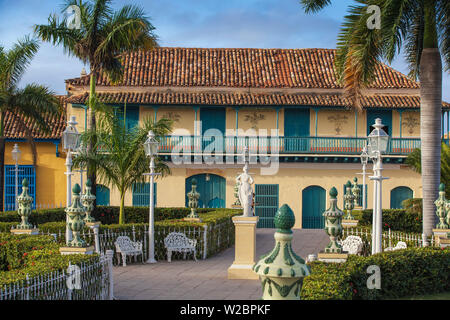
[352,177,361,207]
[81,179,96,224]
[253,204,311,300]
[15,178,34,230]
[185,179,201,222]
[344,180,355,220]
[66,184,87,247]
[323,187,344,253]
[435,183,449,229]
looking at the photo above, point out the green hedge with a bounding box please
[302,247,450,300]
[0,234,57,271]
[0,206,222,225]
[353,209,422,233]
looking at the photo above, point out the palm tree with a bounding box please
[0,36,62,211]
[34,0,158,204]
[300,0,449,240]
[406,142,450,197]
[73,107,173,224]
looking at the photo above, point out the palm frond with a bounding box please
[404,3,424,79]
[437,0,450,73]
[0,36,39,89]
[300,0,332,13]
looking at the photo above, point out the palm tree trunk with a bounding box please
[87,73,97,208]
[420,1,442,241]
[119,192,125,224]
[0,112,5,212]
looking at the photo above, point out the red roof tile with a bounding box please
[4,96,66,139]
[67,91,450,109]
[66,48,419,90]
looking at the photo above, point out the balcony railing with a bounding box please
[158,136,423,156]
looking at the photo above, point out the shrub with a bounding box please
[0,234,57,271]
[301,247,450,300]
[0,208,66,225]
[354,209,422,233]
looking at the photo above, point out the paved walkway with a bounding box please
[113,229,328,300]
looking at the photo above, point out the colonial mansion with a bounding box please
[4,47,450,229]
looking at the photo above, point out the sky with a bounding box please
[0,0,449,104]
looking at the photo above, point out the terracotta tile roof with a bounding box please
[67,91,450,109]
[4,96,66,139]
[65,48,419,89]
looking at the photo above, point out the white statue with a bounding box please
[236,163,254,217]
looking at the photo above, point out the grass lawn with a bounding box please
[398,292,450,300]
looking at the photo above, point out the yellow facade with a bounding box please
[64,102,423,228]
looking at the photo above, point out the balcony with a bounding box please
[158,136,422,156]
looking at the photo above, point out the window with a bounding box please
[4,165,36,211]
[132,183,157,207]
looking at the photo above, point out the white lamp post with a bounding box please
[144,130,160,264]
[358,145,369,210]
[11,144,21,211]
[368,118,390,254]
[75,141,87,193]
[62,116,81,242]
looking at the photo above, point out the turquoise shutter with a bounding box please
[96,185,110,206]
[132,183,157,206]
[4,165,36,211]
[302,186,326,229]
[185,174,226,209]
[390,187,413,209]
[284,108,310,152]
[255,184,279,228]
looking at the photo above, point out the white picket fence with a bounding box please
[342,227,434,250]
[38,222,234,263]
[0,251,114,300]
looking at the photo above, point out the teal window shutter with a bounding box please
[255,184,279,228]
[115,105,140,131]
[132,183,157,206]
[4,165,36,211]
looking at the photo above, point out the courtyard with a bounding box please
[113,229,329,300]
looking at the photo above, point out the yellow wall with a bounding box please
[392,110,420,137]
[310,109,367,137]
[153,164,421,229]
[4,141,67,207]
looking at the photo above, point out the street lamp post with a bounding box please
[62,116,81,243]
[11,144,21,211]
[144,130,161,264]
[358,145,369,210]
[368,118,390,254]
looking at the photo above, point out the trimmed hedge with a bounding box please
[302,247,450,300]
[0,206,224,225]
[354,209,422,233]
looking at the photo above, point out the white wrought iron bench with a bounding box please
[385,241,407,252]
[114,236,144,267]
[339,235,363,255]
[164,232,197,262]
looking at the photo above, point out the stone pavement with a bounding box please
[113,229,328,300]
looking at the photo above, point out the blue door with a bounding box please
[185,174,226,208]
[4,165,36,211]
[302,186,326,229]
[284,108,310,152]
[115,105,139,131]
[367,110,392,136]
[390,187,413,209]
[96,185,110,206]
[200,108,226,152]
[255,184,279,228]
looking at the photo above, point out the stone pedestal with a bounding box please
[438,238,450,248]
[10,228,39,236]
[228,216,259,280]
[59,246,95,255]
[432,228,450,246]
[183,217,202,222]
[85,221,101,228]
[317,252,348,263]
[342,219,359,228]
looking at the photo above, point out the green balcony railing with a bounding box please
[158,136,423,156]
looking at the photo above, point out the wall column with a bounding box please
[399,110,403,138]
[355,110,358,138]
[153,106,159,122]
[275,107,281,136]
[193,106,199,136]
[314,108,318,137]
[234,107,240,135]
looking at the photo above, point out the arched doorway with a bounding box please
[302,186,326,229]
[96,185,110,206]
[390,186,413,209]
[185,174,226,208]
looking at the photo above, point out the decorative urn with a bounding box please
[15,179,34,230]
[81,179,96,223]
[352,177,361,207]
[186,179,201,220]
[435,183,449,229]
[323,187,344,253]
[344,180,355,220]
[65,184,87,247]
[253,204,311,300]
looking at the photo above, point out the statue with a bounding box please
[186,179,201,220]
[236,163,254,217]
